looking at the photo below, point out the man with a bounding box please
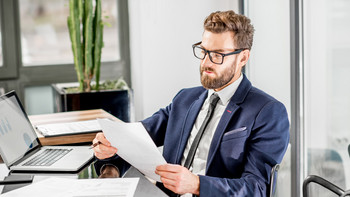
[93,10,289,197]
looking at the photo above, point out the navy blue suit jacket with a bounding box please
[96,75,289,196]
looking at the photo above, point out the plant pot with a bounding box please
[52,83,131,122]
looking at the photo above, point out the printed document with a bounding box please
[0,177,139,197]
[98,119,167,182]
[36,119,104,137]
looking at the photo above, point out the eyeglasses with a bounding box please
[192,42,246,65]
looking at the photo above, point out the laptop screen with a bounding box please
[0,91,39,166]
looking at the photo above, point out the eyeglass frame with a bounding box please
[192,41,247,65]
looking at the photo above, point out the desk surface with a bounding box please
[1,110,168,196]
[0,163,167,197]
[29,109,119,146]
[124,167,168,197]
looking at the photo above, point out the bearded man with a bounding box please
[93,10,290,197]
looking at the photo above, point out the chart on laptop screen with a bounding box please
[0,117,11,135]
[0,95,38,164]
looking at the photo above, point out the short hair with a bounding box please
[204,10,255,50]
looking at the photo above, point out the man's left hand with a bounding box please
[155,164,200,195]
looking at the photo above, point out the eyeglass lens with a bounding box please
[193,46,223,64]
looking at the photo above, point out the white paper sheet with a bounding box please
[98,119,167,182]
[0,177,139,197]
[36,119,105,136]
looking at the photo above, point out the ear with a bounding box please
[238,50,250,68]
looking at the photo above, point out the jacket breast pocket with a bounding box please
[222,127,248,141]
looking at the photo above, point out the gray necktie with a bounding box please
[183,93,220,169]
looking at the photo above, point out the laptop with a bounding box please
[0,90,94,172]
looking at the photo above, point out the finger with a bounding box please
[93,132,104,144]
[94,147,116,160]
[95,132,111,146]
[93,144,117,158]
[156,164,183,173]
[99,144,118,153]
[156,170,178,181]
[92,133,101,144]
[94,144,117,155]
[94,152,114,160]
[158,171,178,186]
[159,174,177,185]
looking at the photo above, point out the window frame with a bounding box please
[0,0,2,67]
[0,0,18,79]
[0,0,131,106]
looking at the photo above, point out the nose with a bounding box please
[201,53,213,67]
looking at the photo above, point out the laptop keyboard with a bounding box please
[23,148,72,166]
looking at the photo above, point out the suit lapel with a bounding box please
[175,90,208,164]
[206,102,239,170]
[206,74,252,172]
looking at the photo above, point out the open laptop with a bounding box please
[0,90,94,172]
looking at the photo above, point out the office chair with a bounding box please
[344,190,350,197]
[267,164,280,197]
[307,148,345,197]
[303,175,350,197]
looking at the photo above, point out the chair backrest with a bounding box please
[342,190,350,197]
[307,148,345,197]
[303,175,345,197]
[268,164,280,197]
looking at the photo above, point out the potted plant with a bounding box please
[52,0,131,122]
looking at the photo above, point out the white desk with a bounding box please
[0,164,10,192]
[0,163,167,197]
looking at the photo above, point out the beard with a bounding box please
[200,65,236,90]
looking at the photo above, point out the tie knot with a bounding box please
[209,93,220,106]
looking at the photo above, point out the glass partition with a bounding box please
[0,11,2,67]
[245,0,291,195]
[304,0,350,196]
[19,0,120,66]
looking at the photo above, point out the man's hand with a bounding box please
[92,132,118,160]
[155,164,200,195]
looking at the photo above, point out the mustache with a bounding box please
[201,67,215,73]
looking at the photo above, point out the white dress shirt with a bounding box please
[180,74,243,196]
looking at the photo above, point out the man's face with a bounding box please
[200,31,246,91]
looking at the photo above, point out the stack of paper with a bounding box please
[36,119,104,137]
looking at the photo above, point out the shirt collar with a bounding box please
[208,74,243,105]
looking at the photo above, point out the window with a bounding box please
[24,86,53,114]
[0,0,130,115]
[19,0,120,66]
[304,0,350,195]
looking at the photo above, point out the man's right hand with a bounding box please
[92,132,118,160]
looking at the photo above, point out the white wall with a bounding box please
[129,0,239,120]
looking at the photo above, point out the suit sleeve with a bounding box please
[141,89,185,146]
[198,101,290,197]
[141,104,171,147]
